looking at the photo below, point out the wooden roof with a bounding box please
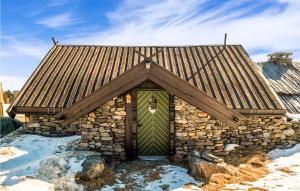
[257,62,300,94]
[9,44,284,116]
[55,63,244,127]
[257,62,300,113]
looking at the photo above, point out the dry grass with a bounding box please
[277,167,295,175]
[75,167,116,191]
[247,187,269,191]
[202,149,270,191]
[0,147,15,155]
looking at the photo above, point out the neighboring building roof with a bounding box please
[9,44,284,116]
[257,62,300,114]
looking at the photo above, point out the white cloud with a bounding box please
[0,36,51,91]
[65,0,300,62]
[0,75,27,91]
[1,36,49,59]
[36,12,80,28]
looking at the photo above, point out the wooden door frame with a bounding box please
[125,86,175,158]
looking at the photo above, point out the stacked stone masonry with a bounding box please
[174,97,300,159]
[25,115,79,136]
[79,97,126,159]
[25,96,300,160]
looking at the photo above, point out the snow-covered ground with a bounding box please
[1,132,300,191]
[0,133,87,191]
[223,143,300,191]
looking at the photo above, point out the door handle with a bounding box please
[137,122,143,127]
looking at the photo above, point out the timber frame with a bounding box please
[124,81,175,157]
[55,62,244,127]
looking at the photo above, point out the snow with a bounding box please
[1,132,300,191]
[102,164,202,191]
[223,143,300,191]
[224,144,239,152]
[144,165,202,191]
[0,133,84,191]
[2,179,55,191]
[286,113,300,121]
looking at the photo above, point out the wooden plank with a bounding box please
[225,46,263,109]
[207,46,236,108]
[56,64,147,120]
[215,46,251,109]
[169,94,175,155]
[92,47,109,92]
[81,47,102,98]
[29,46,69,107]
[231,46,271,109]
[201,46,229,107]
[39,46,74,107]
[53,47,86,107]
[125,90,133,158]
[66,47,95,107]
[236,46,281,109]
[74,47,99,103]
[196,47,223,102]
[45,46,80,107]
[22,46,63,106]
[236,109,286,116]
[59,47,90,108]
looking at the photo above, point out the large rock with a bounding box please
[190,159,228,180]
[283,128,295,136]
[27,122,40,128]
[201,152,224,163]
[76,155,105,181]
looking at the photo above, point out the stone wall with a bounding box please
[25,115,79,136]
[24,95,300,161]
[174,97,300,159]
[79,97,126,159]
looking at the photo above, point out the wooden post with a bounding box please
[125,91,133,158]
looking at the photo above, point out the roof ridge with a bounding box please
[55,44,242,47]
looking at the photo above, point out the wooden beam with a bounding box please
[12,106,62,114]
[148,65,241,127]
[236,109,286,116]
[57,62,242,127]
[150,63,244,120]
[125,90,133,158]
[58,65,148,126]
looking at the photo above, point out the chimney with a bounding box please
[267,52,293,64]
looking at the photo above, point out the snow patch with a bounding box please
[2,178,55,191]
[268,142,300,159]
[145,165,202,191]
[0,134,81,188]
[224,144,239,152]
[286,113,300,121]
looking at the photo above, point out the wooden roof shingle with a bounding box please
[9,44,284,116]
[257,62,300,114]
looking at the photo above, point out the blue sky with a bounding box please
[1,0,300,90]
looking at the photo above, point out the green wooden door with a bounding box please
[137,90,169,156]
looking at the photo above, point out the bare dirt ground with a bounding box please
[102,159,202,191]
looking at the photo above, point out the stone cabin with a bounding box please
[8,44,300,160]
